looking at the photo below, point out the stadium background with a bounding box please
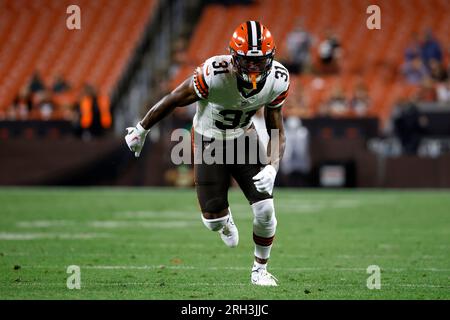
[0,0,449,188]
[0,0,449,300]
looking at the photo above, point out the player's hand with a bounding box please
[252,165,277,195]
[125,122,149,157]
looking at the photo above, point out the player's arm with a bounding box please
[264,106,286,172]
[252,76,289,195]
[252,106,286,196]
[140,78,199,130]
[125,77,200,157]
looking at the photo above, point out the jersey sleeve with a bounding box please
[192,61,212,99]
[267,84,290,108]
[267,64,290,108]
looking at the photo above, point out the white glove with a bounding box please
[125,122,149,157]
[252,165,277,195]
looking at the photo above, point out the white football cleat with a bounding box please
[219,213,239,248]
[251,268,278,286]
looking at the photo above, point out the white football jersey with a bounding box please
[192,55,289,140]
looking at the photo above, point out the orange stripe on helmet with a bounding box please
[229,21,275,56]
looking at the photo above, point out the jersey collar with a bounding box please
[236,76,266,98]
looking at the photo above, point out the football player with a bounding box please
[125,21,289,286]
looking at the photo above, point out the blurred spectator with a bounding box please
[169,39,188,79]
[436,78,450,103]
[78,84,112,139]
[436,79,450,103]
[349,81,371,116]
[320,83,348,116]
[279,117,311,187]
[317,29,341,74]
[284,22,314,74]
[446,43,450,77]
[393,101,427,155]
[7,87,32,120]
[402,57,428,84]
[429,58,448,82]
[28,71,45,93]
[416,77,437,102]
[420,29,443,70]
[35,90,55,120]
[404,33,421,62]
[52,74,71,93]
[164,165,194,187]
[283,83,311,118]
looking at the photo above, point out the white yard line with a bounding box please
[9,281,449,289]
[87,220,198,229]
[114,211,198,219]
[336,254,450,260]
[5,251,447,260]
[21,265,450,273]
[16,220,76,228]
[6,252,449,264]
[0,232,111,240]
[230,197,390,214]
[13,220,200,229]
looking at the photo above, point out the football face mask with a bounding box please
[232,54,274,88]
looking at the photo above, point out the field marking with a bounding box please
[8,281,248,287]
[88,220,198,229]
[335,254,450,260]
[0,243,207,255]
[0,232,111,240]
[7,281,449,289]
[114,211,198,219]
[16,220,76,228]
[232,202,357,214]
[21,265,450,273]
[14,220,200,229]
[231,197,395,215]
[0,188,196,197]
[4,251,448,261]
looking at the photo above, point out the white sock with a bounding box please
[254,244,272,261]
[253,260,267,271]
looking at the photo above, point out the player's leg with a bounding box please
[250,198,278,285]
[230,132,278,286]
[200,206,239,248]
[196,175,239,248]
[194,134,238,248]
[232,166,278,285]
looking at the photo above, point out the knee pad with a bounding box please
[251,199,277,238]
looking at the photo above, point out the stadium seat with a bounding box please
[0,0,156,116]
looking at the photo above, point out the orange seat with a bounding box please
[0,0,156,119]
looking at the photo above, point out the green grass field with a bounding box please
[0,188,449,299]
